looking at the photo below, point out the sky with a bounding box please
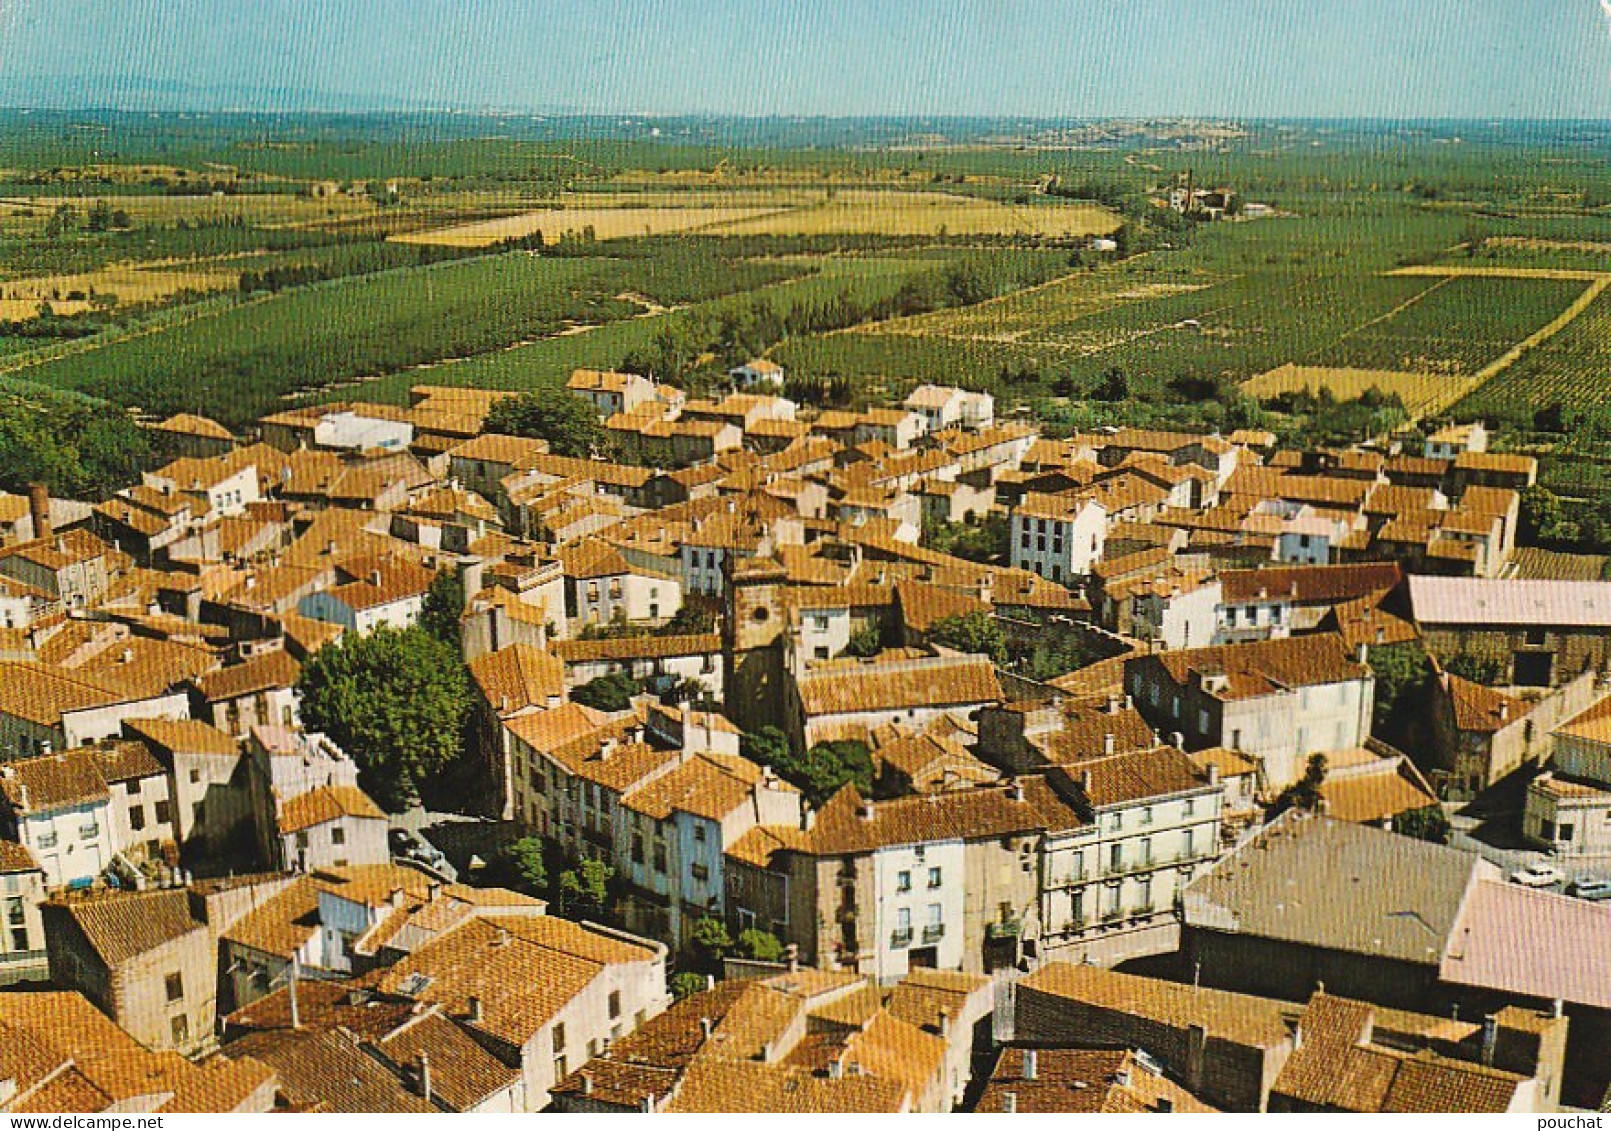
[0,0,1608,118]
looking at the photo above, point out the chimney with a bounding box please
[1356,642,1369,665]
[467,995,483,1023]
[1552,997,1564,1019]
[937,1007,951,1039]
[418,1052,433,1103]
[369,569,383,587]
[27,482,50,540]
[121,647,134,664]
[700,1017,714,1040]
[1107,694,1122,715]
[857,797,875,822]
[786,943,799,973]
[495,927,510,947]
[827,1060,843,1079]
[1114,1068,1132,1088]
[1103,732,1116,757]
[581,1073,593,1096]
[1207,763,1221,786]
[1001,1091,1017,1114]
[325,539,338,556]
[600,738,616,762]
[1022,1048,1038,1080]
[1080,769,1093,793]
[1006,777,1024,802]
[1481,1015,1498,1066]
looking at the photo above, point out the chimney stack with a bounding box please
[1022,1048,1038,1080]
[1104,732,1116,757]
[27,483,50,541]
[418,1052,432,1103]
[1481,1015,1498,1067]
[467,995,483,1023]
[1001,1092,1017,1114]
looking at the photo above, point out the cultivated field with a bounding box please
[392,203,793,247]
[0,263,243,318]
[394,189,1119,247]
[1242,364,1465,415]
[1454,283,1611,422]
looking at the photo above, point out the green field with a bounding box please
[2,248,810,425]
[1454,286,1611,423]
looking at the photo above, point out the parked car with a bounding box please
[1510,862,1564,888]
[393,831,457,882]
[1566,876,1611,901]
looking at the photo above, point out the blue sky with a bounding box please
[2,0,1608,117]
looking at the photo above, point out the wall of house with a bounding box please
[869,840,966,982]
[63,692,191,748]
[0,867,46,981]
[1184,927,1440,1016]
[1420,625,1611,690]
[19,800,115,889]
[108,772,176,862]
[281,814,389,872]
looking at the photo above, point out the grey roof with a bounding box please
[1408,575,1611,629]
[1182,813,1488,967]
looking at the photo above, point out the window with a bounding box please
[1183,798,1196,818]
[1109,844,1123,871]
[123,780,140,796]
[1140,806,1154,827]
[608,990,621,1019]
[553,1022,567,1052]
[188,768,201,785]
[1560,823,1575,843]
[79,820,100,841]
[35,831,56,850]
[1139,837,1153,865]
[896,870,912,892]
[1225,608,1237,627]
[896,907,911,931]
[296,832,309,850]
[927,903,942,926]
[154,800,171,825]
[129,806,145,832]
[693,825,707,843]
[165,971,184,1002]
[1183,828,1196,857]
[1137,876,1153,912]
[927,866,942,889]
[5,898,21,926]
[331,826,346,846]
[171,1014,189,1047]
[1526,627,1547,647]
[10,926,26,951]
[553,1056,568,1081]
[1197,708,1210,734]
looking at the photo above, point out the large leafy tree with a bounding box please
[295,625,472,812]
[740,727,874,806]
[558,858,615,920]
[418,570,465,645]
[483,387,604,458]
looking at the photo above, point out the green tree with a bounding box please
[1368,642,1433,741]
[689,917,733,975]
[736,928,785,963]
[86,199,116,232]
[1281,753,1328,814]
[843,623,882,658]
[741,726,790,770]
[484,387,604,458]
[572,671,642,712]
[44,203,77,239]
[670,971,709,1001]
[1394,805,1452,844]
[558,858,615,920]
[926,610,1008,664]
[1445,652,1506,685]
[294,625,472,812]
[498,836,549,896]
[419,570,465,645]
[793,741,876,807]
[1519,485,1564,544]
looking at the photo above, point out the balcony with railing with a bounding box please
[921,923,945,944]
[891,927,913,948]
[984,917,1021,942]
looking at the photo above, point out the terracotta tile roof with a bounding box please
[1443,674,1530,734]
[1276,994,1523,1113]
[48,888,202,968]
[894,579,989,632]
[801,778,1082,855]
[73,636,218,701]
[1140,633,1370,700]
[1556,695,1611,745]
[667,1056,908,1113]
[1219,562,1402,605]
[91,737,167,784]
[0,747,112,812]
[377,915,656,1048]
[468,644,564,714]
[0,661,126,727]
[622,752,795,822]
[151,413,235,441]
[504,702,615,753]
[979,1046,1216,1113]
[1020,963,1292,1048]
[0,991,274,1113]
[278,785,386,834]
[0,839,40,872]
[1054,744,1213,808]
[194,649,302,703]
[796,655,1001,717]
[553,632,720,664]
[373,1009,520,1111]
[228,1025,434,1112]
[1453,451,1536,475]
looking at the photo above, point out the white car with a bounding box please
[1510,862,1564,888]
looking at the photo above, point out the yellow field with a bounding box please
[0,264,241,319]
[1388,264,1609,282]
[708,190,1119,239]
[1242,364,1470,415]
[390,203,793,247]
[393,189,1120,247]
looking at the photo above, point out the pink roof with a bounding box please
[1439,879,1611,1010]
